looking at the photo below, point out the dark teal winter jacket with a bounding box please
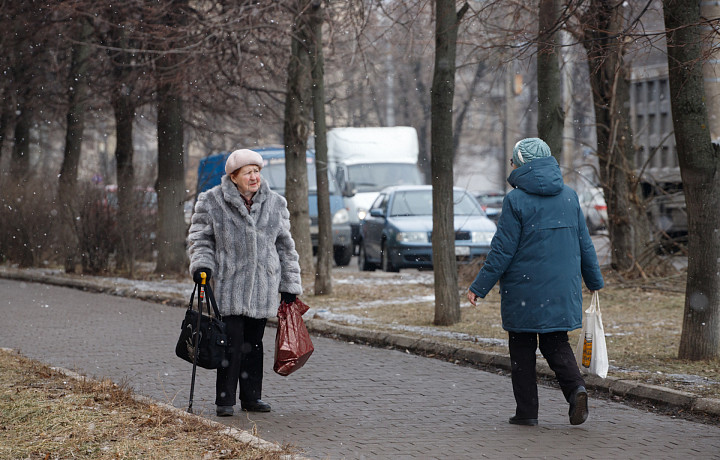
[469,156,604,333]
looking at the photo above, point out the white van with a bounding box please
[327,127,424,252]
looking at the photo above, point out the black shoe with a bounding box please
[569,386,589,425]
[241,399,271,412]
[509,415,538,426]
[216,405,234,417]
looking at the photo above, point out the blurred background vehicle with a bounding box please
[579,187,608,235]
[474,191,505,223]
[358,185,496,272]
[327,126,425,254]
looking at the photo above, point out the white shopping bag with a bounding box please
[575,291,608,378]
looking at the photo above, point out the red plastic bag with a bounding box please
[274,298,314,376]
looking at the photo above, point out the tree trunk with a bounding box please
[155,0,189,275]
[431,0,467,326]
[155,82,188,274]
[308,0,332,295]
[537,0,564,161]
[59,19,93,273]
[10,104,31,182]
[663,0,720,360]
[284,2,314,278]
[0,102,9,171]
[582,0,654,273]
[112,91,136,273]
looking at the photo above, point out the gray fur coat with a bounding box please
[187,175,303,319]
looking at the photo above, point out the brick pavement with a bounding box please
[2,278,719,459]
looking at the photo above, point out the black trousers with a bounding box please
[215,315,268,406]
[508,331,585,419]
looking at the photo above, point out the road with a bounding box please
[1,277,718,459]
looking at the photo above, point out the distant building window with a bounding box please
[659,79,668,101]
[635,82,644,104]
[648,80,656,101]
[649,113,656,135]
[660,112,669,134]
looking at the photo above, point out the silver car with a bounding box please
[579,187,608,234]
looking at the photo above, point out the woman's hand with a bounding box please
[281,292,296,304]
[193,268,212,284]
[466,290,479,306]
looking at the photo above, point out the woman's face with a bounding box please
[230,164,262,196]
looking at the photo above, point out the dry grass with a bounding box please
[0,349,295,460]
[304,267,720,399]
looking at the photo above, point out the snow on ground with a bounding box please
[312,308,508,347]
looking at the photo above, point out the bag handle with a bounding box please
[204,283,222,320]
[187,282,223,320]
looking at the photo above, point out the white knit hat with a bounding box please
[225,149,264,175]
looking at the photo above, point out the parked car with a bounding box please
[358,185,496,272]
[475,191,505,223]
[579,187,608,234]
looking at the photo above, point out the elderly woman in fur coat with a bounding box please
[188,148,303,416]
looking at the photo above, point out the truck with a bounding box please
[196,147,354,266]
[327,126,425,252]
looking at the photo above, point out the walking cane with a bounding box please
[187,271,207,414]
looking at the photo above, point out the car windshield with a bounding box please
[389,190,482,217]
[347,163,423,193]
[262,162,338,195]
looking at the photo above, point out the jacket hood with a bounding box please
[507,156,564,196]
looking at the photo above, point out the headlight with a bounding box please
[357,208,367,221]
[332,208,349,225]
[471,231,494,244]
[396,231,429,243]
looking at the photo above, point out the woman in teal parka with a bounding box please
[467,138,604,427]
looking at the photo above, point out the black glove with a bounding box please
[280,292,296,304]
[193,268,212,284]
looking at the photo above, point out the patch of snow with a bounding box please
[313,309,507,346]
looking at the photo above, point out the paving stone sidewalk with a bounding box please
[2,277,719,459]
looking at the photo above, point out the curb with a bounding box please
[0,347,308,460]
[2,267,719,419]
[305,319,720,418]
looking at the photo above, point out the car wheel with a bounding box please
[358,241,375,271]
[381,242,399,273]
[333,245,353,266]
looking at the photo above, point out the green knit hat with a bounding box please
[512,138,551,167]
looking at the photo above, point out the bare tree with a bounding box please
[1,2,59,267]
[284,0,314,277]
[537,0,564,159]
[663,0,720,360]
[155,1,190,275]
[579,0,656,274]
[307,0,333,295]
[58,18,94,273]
[432,0,469,326]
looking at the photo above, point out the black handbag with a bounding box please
[175,282,228,370]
